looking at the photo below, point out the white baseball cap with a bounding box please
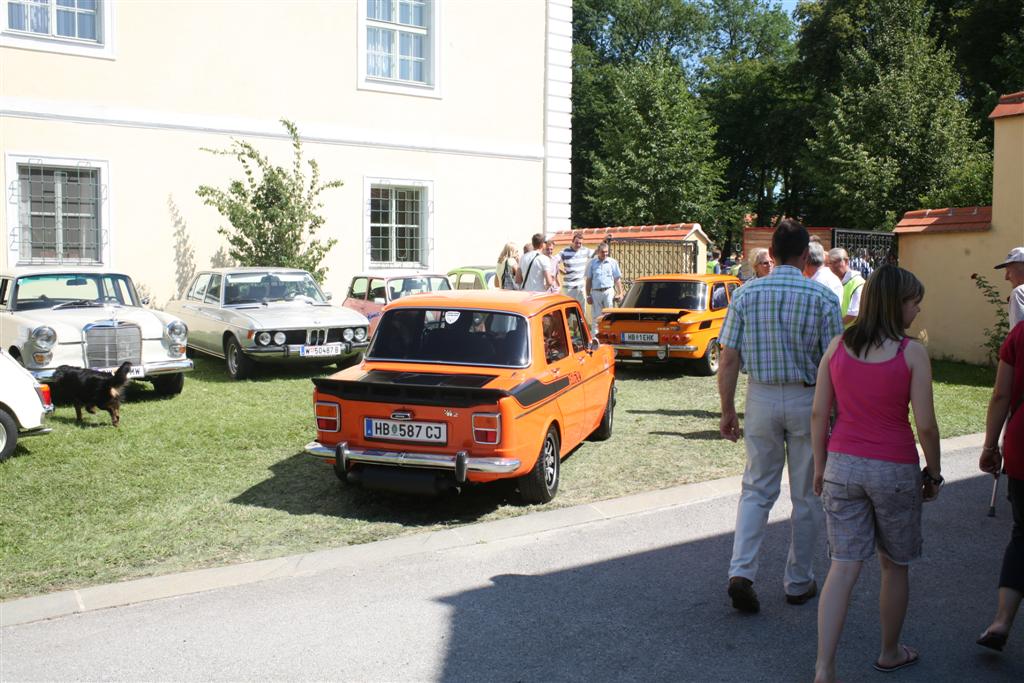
[994,247,1024,269]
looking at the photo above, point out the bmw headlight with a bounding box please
[273,331,287,345]
[166,320,188,343]
[342,328,355,342]
[31,326,56,351]
[257,331,272,346]
[354,327,367,342]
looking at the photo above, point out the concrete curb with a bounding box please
[1,432,985,628]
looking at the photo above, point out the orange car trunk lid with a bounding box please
[313,370,508,407]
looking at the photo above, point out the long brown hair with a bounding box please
[843,265,924,357]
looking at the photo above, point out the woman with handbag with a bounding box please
[976,320,1024,652]
[496,242,520,290]
[810,265,942,682]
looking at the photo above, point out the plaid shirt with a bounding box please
[719,265,843,385]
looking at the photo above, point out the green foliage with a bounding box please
[804,0,992,231]
[196,119,341,283]
[584,54,727,228]
[971,272,1011,365]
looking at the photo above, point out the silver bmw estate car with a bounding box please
[166,268,370,380]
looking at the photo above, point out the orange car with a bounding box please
[305,290,616,503]
[595,274,740,375]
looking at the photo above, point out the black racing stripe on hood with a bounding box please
[509,377,571,407]
[313,373,506,408]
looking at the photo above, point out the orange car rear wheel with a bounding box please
[519,425,560,504]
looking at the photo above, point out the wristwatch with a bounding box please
[922,468,944,486]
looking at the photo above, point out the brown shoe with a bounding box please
[728,576,760,613]
[786,580,818,605]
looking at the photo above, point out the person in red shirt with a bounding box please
[976,321,1024,652]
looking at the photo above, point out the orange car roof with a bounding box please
[634,273,740,284]
[386,289,570,315]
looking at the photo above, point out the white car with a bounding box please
[165,268,370,380]
[0,349,52,462]
[0,269,194,395]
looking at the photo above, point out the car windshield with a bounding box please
[224,272,326,305]
[13,273,139,311]
[388,276,451,301]
[368,308,530,367]
[621,280,708,310]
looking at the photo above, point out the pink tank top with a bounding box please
[827,337,919,464]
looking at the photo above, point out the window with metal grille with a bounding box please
[6,0,101,42]
[16,164,102,264]
[370,186,424,266]
[365,0,431,84]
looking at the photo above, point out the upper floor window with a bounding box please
[13,162,104,265]
[7,0,100,42]
[359,0,438,96]
[2,0,114,58]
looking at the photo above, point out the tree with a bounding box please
[584,54,727,228]
[699,0,802,243]
[196,119,341,282]
[804,0,991,231]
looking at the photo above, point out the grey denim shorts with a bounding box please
[821,452,923,564]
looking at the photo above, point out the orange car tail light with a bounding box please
[315,401,340,432]
[472,413,501,444]
[37,383,52,408]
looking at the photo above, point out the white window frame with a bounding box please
[5,153,113,266]
[363,176,434,270]
[357,0,441,98]
[0,0,116,59]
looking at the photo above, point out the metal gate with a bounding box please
[831,229,897,276]
[606,238,698,286]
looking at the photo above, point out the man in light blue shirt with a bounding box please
[585,242,624,334]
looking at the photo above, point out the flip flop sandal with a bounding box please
[873,645,920,673]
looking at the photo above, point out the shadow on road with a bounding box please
[436,472,1023,682]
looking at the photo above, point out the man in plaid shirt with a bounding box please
[718,219,843,614]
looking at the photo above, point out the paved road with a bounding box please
[3,438,1021,682]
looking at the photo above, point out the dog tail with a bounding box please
[112,361,133,386]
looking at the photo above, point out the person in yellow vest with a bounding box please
[707,249,722,274]
[828,248,865,327]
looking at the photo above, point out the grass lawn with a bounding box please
[0,357,993,599]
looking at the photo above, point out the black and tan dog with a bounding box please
[51,362,133,426]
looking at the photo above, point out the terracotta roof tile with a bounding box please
[989,91,1024,120]
[549,223,698,245]
[893,206,992,234]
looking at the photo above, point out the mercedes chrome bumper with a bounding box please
[305,440,522,479]
[30,358,194,380]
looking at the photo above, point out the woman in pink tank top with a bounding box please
[809,266,942,683]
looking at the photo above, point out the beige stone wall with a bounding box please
[901,115,1024,364]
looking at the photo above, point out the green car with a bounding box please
[448,266,497,290]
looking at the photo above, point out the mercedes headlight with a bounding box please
[166,320,188,343]
[273,331,287,345]
[257,331,272,346]
[342,328,355,342]
[31,326,56,351]
[354,327,367,342]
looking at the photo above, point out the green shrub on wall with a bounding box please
[196,119,341,283]
[971,272,1010,365]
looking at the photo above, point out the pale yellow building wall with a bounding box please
[1,1,559,304]
[1,1,545,145]
[0,117,542,305]
[902,114,1024,364]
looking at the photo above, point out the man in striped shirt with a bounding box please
[718,218,843,614]
[559,231,593,321]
